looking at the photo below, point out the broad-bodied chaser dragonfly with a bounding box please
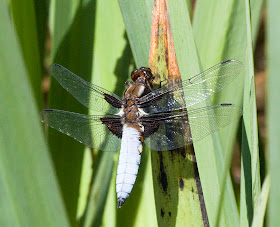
[41,60,242,208]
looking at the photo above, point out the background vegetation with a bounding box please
[0,0,277,226]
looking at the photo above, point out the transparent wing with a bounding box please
[50,64,122,114]
[139,60,243,114]
[41,109,121,152]
[143,104,242,151]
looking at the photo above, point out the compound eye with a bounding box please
[144,71,153,80]
[143,70,149,77]
[131,70,141,81]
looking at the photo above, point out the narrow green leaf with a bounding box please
[193,1,242,226]
[10,0,43,107]
[267,0,280,225]
[193,0,263,226]
[252,176,270,227]
[48,0,97,225]
[118,0,153,67]
[103,163,118,227]
[0,2,69,226]
[178,1,240,226]
[186,0,191,15]
[250,0,264,48]
[83,152,116,227]
[77,148,93,219]
[240,1,261,226]
[49,0,80,59]
[169,0,200,75]
[33,0,49,67]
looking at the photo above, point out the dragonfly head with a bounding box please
[131,67,154,86]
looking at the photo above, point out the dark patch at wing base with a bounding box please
[100,117,123,138]
[104,94,122,108]
[142,121,161,139]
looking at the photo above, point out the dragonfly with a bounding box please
[41,60,243,208]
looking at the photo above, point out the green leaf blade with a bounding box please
[267,0,280,225]
[0,2,69,226]
[48,0,98,224]
[193,0,262,226]
[10,0,43,107]
[252,176,270,227]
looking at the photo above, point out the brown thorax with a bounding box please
[120,67,154,133]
